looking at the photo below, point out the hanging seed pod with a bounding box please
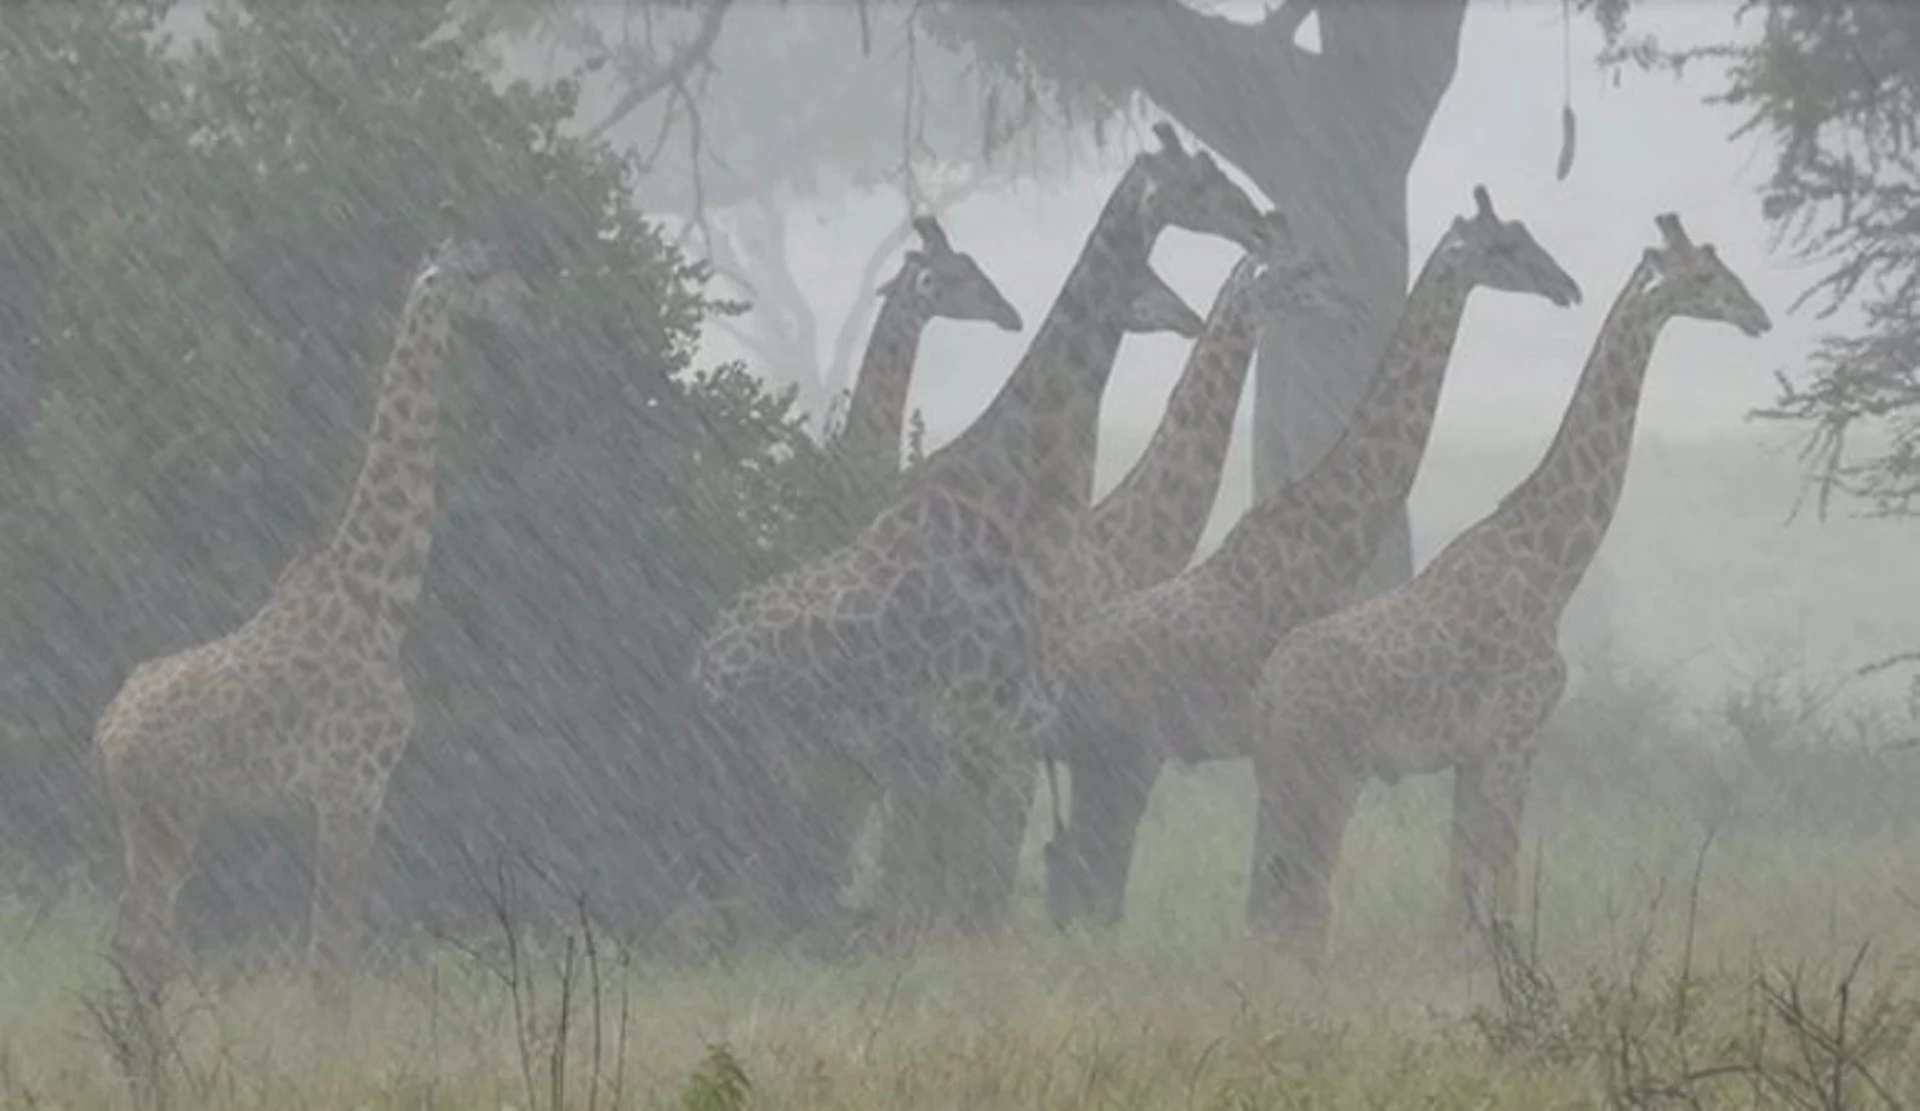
[1554,0,1577,182]
[1556,103,1578,181]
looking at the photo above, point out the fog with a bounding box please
[558,2,1899,700]
[8,4,1920,1100]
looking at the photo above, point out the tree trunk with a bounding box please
[1243,142,1418,598]
[988,0,1469,592]
[888,0,1471,939]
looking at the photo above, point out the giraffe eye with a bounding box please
[914,269,938,295]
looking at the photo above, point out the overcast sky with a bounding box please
[686,2,1840,460]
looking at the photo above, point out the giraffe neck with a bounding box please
[830,285,930,472]
[1444,271,1668,617]
[1087,258,1264,590]
[1203,252,1475,628]
[918,168,1154,531]
[318,268,450,636]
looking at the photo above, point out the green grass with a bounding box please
[4,751,1920,1109]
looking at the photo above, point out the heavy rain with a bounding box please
[0,1,1918,1106]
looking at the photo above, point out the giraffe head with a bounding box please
[1637,213,1773,337]
[1240,209,1367,337]
[1135,121,1274,257]
[419,238,532,327]
[1120,263,1206,338]
[877,216,1024,332]
[1437,185,1584,308]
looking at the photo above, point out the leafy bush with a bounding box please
[1536,640,1920,841]
[0,3,836,946]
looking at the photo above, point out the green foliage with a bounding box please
[677,1042,752,1111]
[0,2,824,937]
[916,2,1132,154]
[1595,2,1920,519]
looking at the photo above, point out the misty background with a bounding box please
[3,0,1910,956]
[549,1,1903,704]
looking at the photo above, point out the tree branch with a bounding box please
[987,0,1468,191]
[585,0,737,143]
[1313,0,1471,156]
[1043,0,1298,159]
[745,194,819,388]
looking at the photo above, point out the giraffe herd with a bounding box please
[87,121,1772,1004]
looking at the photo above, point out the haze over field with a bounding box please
[559,2,1905,704]
[6,4,1920,1104]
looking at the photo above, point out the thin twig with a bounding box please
[585,0,737,142]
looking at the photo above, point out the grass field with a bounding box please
[4,425,1919,1108]
[5,729,1920,1109]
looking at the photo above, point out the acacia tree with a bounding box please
[0,0,846,946]
[1597,1,1920,666]
[922,0,1475,599]
[502,1,1079,423]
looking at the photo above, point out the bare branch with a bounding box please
[584,0,737,143]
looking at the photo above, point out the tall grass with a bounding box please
[3,655,1920,1108]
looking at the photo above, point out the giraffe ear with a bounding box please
[878,252,926,298]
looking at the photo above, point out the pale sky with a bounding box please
[691,1,1840,461]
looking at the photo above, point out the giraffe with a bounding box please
[777,213,1026,897]
[867,223,1363,938]
[93,238,529,999]
[1042,186,1584,931]
[1089,216,1362,593]
[825,214,1023,476]
[1244,212,1770,961]
[794,228,1217,944]
[689,121,1273,943]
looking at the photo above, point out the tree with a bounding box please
[923,0,1475,600]
[0,0,831,944]
[1591,2,1919,515]
[1595,3,1919,650]
[498,1,1090,421]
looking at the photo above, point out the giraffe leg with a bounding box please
[916,744,994,941]
[109,791,204,994]
[866,701,1001,944]
[715,719,813,946]
[309,788,384,1021]
[808,762,881,902]
[771,750,874,942]
[955,743,1040,936]
[868,751,944,948]
[1053,735,1158,930]
[1247,740,1362,964]
[1447,747,1537,958]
